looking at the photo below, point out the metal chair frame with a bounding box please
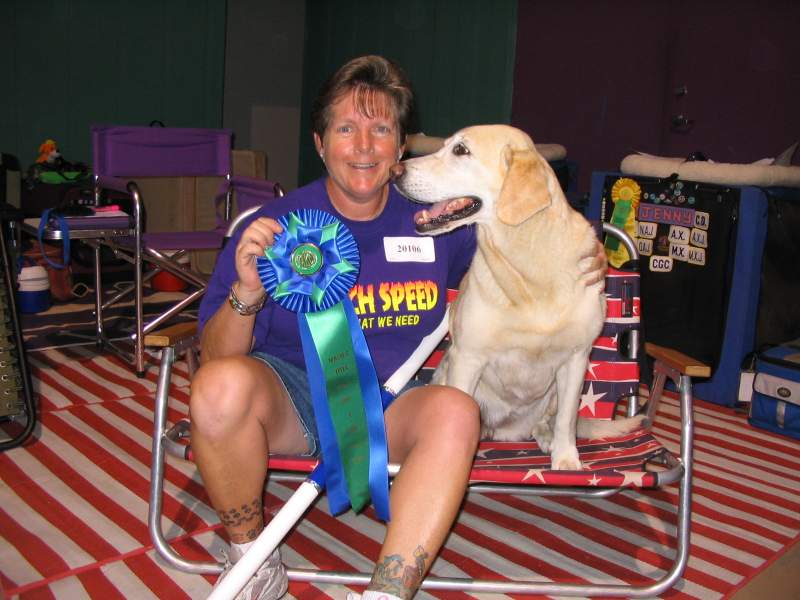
[147,222,708,598]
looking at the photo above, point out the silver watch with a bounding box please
[228,284,266,316]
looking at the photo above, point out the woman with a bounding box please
[192,55,605,600]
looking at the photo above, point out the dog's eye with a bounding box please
[452,142,470,156]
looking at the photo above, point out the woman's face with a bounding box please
[314,89,404,215]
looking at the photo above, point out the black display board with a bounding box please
[601,175,739,371]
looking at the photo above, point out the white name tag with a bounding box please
[694,210,710,230]
[638,221,658,239]
[670,242,689,261]
[650,255,673,272]
[688,247,706,266]
[690,227,708,248]
[384,237,435,262]
[668,225,690,244]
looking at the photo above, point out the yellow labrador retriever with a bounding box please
[395,125,644,469]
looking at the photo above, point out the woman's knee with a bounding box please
[405,385,481,451]
[436,386,481,445]
[190,356,262,436]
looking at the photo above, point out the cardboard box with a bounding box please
[134,149,267,273]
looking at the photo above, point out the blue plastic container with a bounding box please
[17,265,52,313]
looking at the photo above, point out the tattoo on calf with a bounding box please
[217,498,262,542]
[370,545,429,598]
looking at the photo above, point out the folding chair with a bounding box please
[147,218,709,598]
[77,126,281,376]
[84,125,237,375]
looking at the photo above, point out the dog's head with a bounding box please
[395,125,554,234]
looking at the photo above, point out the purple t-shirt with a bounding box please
[198,178,476,384]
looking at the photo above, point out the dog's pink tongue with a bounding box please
[414,199,450,223]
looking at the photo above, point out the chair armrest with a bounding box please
[641,343,705,443]
[95,174,135,195]
[645,342,711,378]
[144,321,198,348]
[225,205,261,238]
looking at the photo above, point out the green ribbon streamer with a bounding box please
[605,198,632,251]
[305,303,371,510]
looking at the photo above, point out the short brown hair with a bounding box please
[311,55,414,143]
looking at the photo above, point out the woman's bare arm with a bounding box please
[200,217,283,363]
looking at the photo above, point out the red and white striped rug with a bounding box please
[1,346,799,599]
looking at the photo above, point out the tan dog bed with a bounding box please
[621,145,800,188]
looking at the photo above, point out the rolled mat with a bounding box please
[621,153,800,188]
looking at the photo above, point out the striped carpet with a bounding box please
[1,346,799,599]
[19,288,196,352]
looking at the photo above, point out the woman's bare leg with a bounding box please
[189,355,308,543]
[367,385,480,598]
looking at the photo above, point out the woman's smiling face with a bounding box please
[314,88,404,217]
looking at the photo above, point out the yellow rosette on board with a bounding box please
[605,177,641,267]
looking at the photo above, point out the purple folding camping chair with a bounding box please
[87,125,281,375]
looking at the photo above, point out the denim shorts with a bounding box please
[249,352,427,458]
[250,352,319,457]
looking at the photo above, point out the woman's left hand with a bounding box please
[579,239,608,286]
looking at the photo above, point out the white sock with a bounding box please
[229,540,255,563]
[361,592,404,600]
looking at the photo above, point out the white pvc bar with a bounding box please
[383,306,449,395]
[207,480,321,600]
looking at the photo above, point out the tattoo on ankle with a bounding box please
[370,545,429,598]
[217,498,262,538]
[229,530,259,544]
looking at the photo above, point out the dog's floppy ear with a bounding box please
[497,146,552,226]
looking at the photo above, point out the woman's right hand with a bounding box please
[233,217,283,302]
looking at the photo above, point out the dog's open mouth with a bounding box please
[414,197,482,233]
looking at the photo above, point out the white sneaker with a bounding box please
[212,548,288,599]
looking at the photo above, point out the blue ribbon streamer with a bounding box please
[257,209,390,521]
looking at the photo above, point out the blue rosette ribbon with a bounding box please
[256,209,390,520]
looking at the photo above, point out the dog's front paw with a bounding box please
[550,445,582,470]
[532,422,553,452]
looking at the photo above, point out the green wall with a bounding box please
[0,0,226,169]
[299,0,517,184]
